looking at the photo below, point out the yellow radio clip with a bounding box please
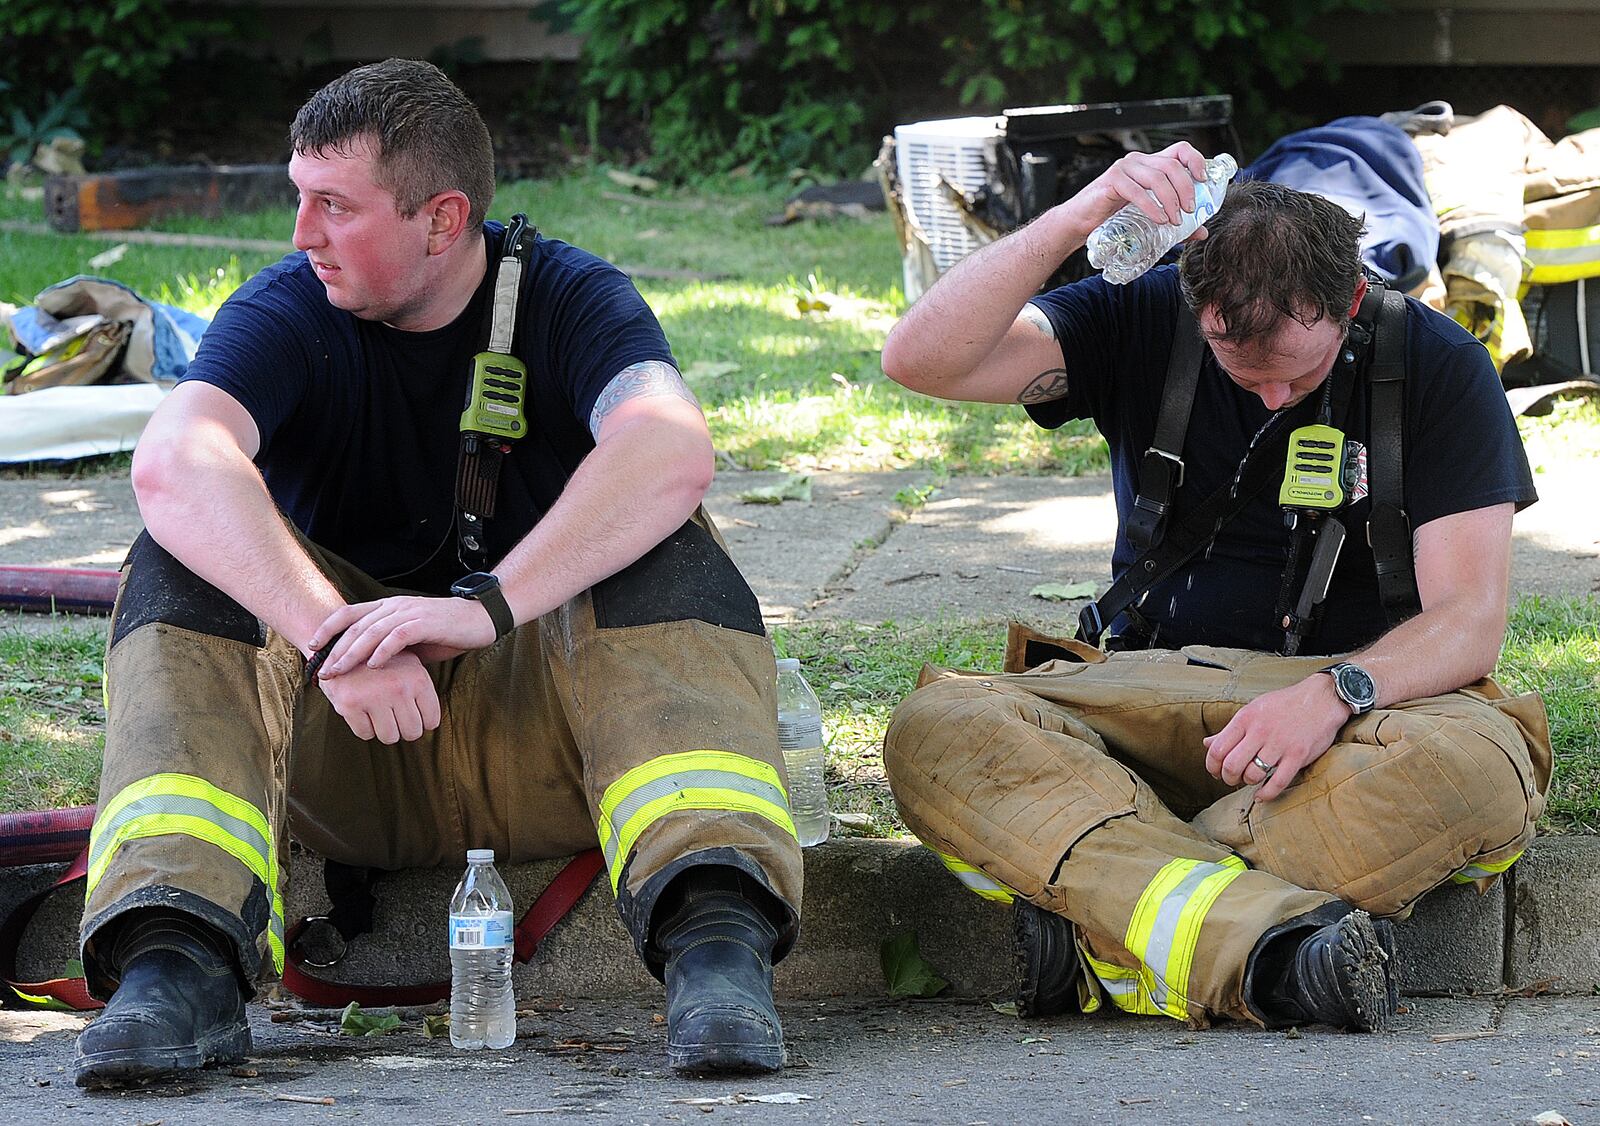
[1278,423,1346,510]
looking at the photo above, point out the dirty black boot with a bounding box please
[74,909,250,1087]
[1013,900,1080,1018]
[655,866,785,1076]
[1244,902,1398,1032]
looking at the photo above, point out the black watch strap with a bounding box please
[451,572,516,640]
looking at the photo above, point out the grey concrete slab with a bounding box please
[1509,835,1600,993]
[807,475,1117,628]
[0,477,140,568]
[7,996,1600,1125]
[1513,460,1600,599]
[702,470,928,623]
[1393,879,1506,995]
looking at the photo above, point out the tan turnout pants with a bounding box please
[883,630,1551,1025]
[81,513,803,997]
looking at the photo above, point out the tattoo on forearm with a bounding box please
[588,360,700,436]
[1018,303,1057,341]
[1018,368,1069,404]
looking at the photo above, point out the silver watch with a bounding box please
[1325,662,1377,715]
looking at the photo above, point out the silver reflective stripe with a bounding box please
[1139,860,1231,1013]
[600,769,790,871]
[87,794,270,875]
[1528,245,1600,268]
[488,255,523,353]
[952,867,1012,900]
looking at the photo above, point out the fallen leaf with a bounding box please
[880,930,949,999]
[338,1002,401,1037]
[738,475,812,505]
[1029,580,1098,602]
[833,812,873,830]
[422,1013,450,1039]
[991,1000,1019,1016]
[88,244,129,269]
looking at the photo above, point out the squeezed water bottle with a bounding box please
[1086,153,1238,284]
[448,849,516,1049]
[776,657,829,847]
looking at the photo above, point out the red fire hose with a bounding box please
[0,565,118,615]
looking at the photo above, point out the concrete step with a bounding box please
[9,835,1599,1003]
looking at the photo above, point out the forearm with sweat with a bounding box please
[135,437,345,655]
[491,419,710,626]
[888,206,1090,386]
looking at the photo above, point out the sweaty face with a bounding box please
[1199,308,1348,412]
[289,137,437,328]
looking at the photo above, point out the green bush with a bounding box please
[0,0,238,153]
[566,0,1385,182]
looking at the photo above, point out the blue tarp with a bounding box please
[1244,117,1439,289]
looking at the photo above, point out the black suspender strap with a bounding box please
[454,215,537,572]
[1126,304,1205,554]
[1365,288,1421,625]
[1078,406,1302,646]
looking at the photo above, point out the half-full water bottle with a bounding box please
[448,849,516,1049]
[776,657,829,847]
[1086,153,1238,284]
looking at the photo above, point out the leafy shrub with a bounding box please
[565,0,1384,181]
[0,0,239,150]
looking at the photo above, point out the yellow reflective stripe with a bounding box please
[932,849,1017,904]
[1084,952,1164,1017]
[1526,225,1600,283]
[1451,851,1523,884]
[597,751,795,893]
[88,773,285,974]
[1123,855,1248,1021]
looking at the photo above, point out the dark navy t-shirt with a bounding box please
[1027,265,1537,655]
[178,222,675,593]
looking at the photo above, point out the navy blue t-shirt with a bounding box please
[178,222,675,592]
[1027,265,1537,655]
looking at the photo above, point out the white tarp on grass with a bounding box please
[0,382,166,463]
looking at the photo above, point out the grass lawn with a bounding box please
[1,169,1597,840]
[0,170,1101,478]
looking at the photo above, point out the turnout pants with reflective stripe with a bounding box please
[884,644,1551,1025]
[81,512,802,998]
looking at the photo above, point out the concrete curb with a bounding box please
[8,835,1598,1003]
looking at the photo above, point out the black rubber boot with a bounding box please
[1244,902,1398,1032]
[1012,900,1080,1018]
[74,909,250,1088]
[655,867,785,1076]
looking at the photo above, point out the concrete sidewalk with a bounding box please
[3,462,1599,1006]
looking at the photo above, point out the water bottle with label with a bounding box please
[1086,153,1239,284]
[448,848,516,1049]
[775,657,829,847]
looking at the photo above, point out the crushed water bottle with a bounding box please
[1086,153,1238,284]
[776,657,830,847]
[448,848,516,1049]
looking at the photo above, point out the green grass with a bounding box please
[0,624,106,814]
[5,597,1598,841]
[1518,396,1600,471]
[1495,595,1600,833]
[0,169,1103,478]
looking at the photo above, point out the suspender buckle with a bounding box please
[1077,601,1105,645]
[1141,447,1185,488]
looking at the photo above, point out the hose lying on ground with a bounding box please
[0,565,118,615]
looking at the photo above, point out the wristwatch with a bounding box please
[1325,661,1377,715]
[450,571,515,640]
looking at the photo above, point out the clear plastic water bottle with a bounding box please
[776,657,829,847]
[1086,153,1239,284]
[448,849,516,1050]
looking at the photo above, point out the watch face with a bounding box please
[451,572,498,599]
[1336,663,1376,705]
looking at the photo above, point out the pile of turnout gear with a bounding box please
[0,275,207,462]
